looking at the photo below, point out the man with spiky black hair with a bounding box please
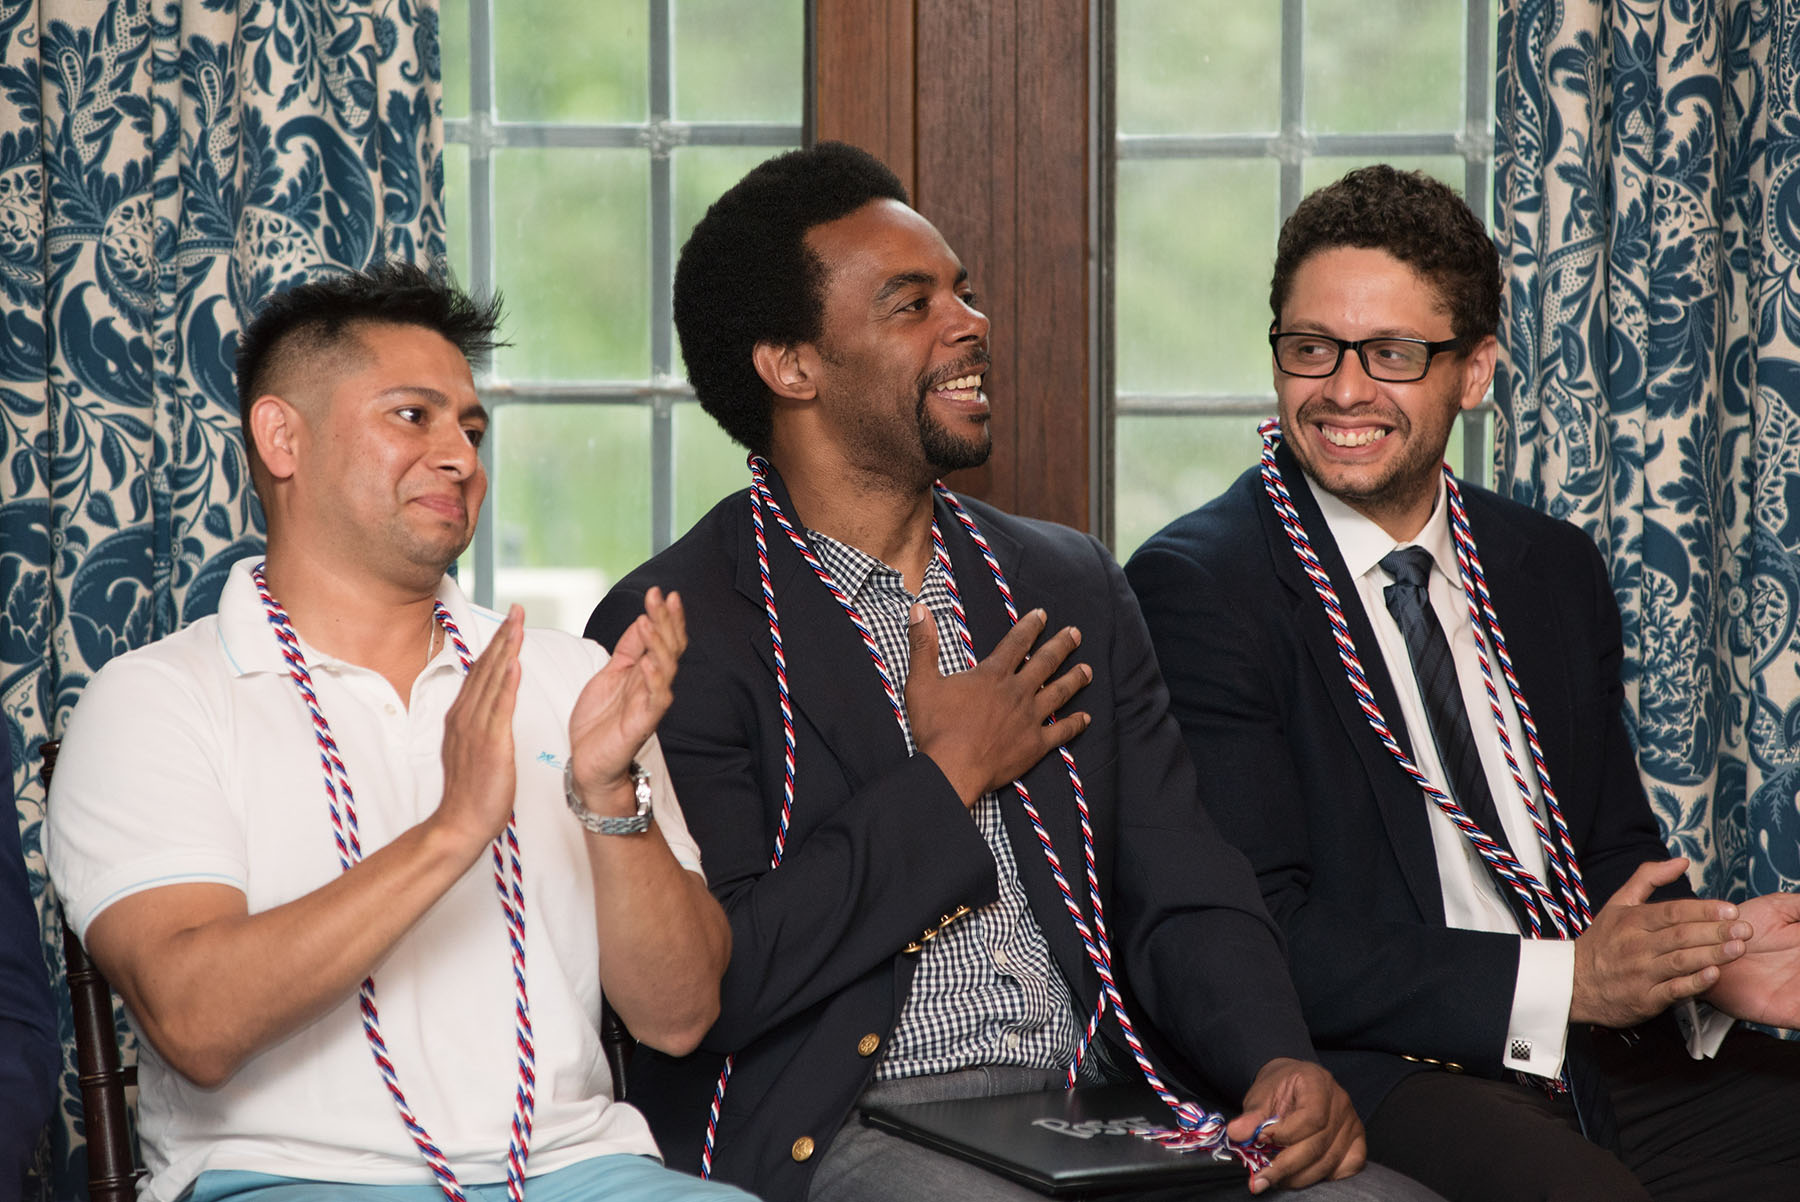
[48,263,750,1202]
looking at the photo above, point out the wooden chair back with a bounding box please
[600,996,634,1100]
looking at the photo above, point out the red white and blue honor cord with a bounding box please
[1254,422,1591,937]
[254,564,536,1201]
[696,459,1276,1178]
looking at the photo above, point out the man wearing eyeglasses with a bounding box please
[1125,165,1800,1201]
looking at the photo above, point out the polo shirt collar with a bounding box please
[214,556,483,677]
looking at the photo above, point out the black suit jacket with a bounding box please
[1124,444,1682,1122]
[589,470,1319,1202]
[2,737,58,1193]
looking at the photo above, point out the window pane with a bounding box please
[674,401,747,534]
[487,404,652,634]
[439,0,469,119]
[1447,407,1493,479]
[1114,414,1270,560]
[1117,0,1279,134]
[1305,0,1464,133]
[1300,155,1466,200]
[672,146,784,376]
[1116,159,1279,394]
[493,149,650,381]
[495,0,647,122]
[444,143,471,287]
[675,0,804,121]
[675,147,783,247]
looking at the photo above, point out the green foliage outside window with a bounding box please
[1113,0,1493,559]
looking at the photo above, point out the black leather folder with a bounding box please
[860,1083,1247,1196]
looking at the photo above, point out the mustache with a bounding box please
[1294,398,1404,426]
[921,353,993,393]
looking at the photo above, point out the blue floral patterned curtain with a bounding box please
[0,1,445,1194]
[1495,0,1800,904]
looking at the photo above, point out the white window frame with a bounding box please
[1110,0,1497,491]
[443,0,804,607]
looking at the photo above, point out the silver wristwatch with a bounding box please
[565,760,653,835]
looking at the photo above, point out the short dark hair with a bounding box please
[1270,165,1500,343]
[673,142,909,454]
[235,261,505,438]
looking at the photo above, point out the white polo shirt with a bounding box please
[47,558,704,1202]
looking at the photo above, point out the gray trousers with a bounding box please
[807,1067,1445,1201]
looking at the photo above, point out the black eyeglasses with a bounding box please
[1269,331,1469,383]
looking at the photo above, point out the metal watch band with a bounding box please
[565,759,653,835]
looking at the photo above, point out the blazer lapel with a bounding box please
[732,468,913,790]
[936,495,1105,1004]
[1464,496,1577,815]
[1263,443,1446,922]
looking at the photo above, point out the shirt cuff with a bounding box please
[1673,998,1735,1059]
[1503,937,1575,1078]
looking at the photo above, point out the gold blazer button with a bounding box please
[857,1033,881,1057]
[792,1135,816,1162]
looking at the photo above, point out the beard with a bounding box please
[1282,395,1455,532]
[917,390,992,474]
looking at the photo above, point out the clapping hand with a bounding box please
[1704,891,1800,1028]
[437,605,525,850]
[1570,858,1749,1028]
[567,587,687,811]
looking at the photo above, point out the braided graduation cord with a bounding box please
[926,513,1110,1083]
[253,564,536,1201]
[699,457,920,1177]
[693,458,813,1179]
[933,487,1274,1167]
[710,458,1275,1176]
[1252,422,1590,939]
[1444,483,1593,926]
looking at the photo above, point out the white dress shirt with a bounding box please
[1305,476,1732,1074]
[1308,476,1577,1077]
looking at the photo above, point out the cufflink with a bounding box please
[1510,1038,1533,1062]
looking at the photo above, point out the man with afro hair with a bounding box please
[590,143,1440,1202]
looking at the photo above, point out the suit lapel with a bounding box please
[1464,496,1577,818]
[733,469,913,790]
[937,496,1104,1004]
[1263,443,1446,922]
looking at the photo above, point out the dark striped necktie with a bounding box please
[1380,545,1519,869]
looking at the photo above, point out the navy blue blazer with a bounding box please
[589,469,1318,1202]
[1124,444,1681,1121]
[2,737,59,1193]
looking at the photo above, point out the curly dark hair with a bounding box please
[674,142,909,454]
[235,261,505,438]
[1270,165,1500,342]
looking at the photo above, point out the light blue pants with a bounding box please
[184,1155,757,1202]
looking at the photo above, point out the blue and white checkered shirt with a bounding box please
[806,530,1087,1081]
